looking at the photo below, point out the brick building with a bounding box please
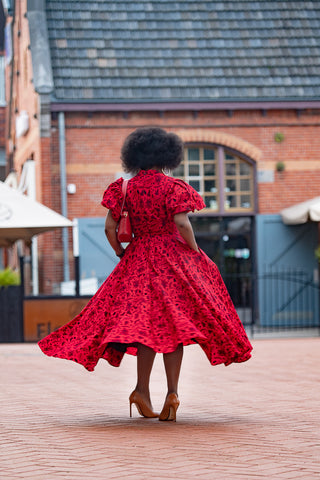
[0,0,6,182]
[5,0,320,325]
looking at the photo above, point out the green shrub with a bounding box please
[274,132,285,143]
[275,161,285,172]
[0,268,21,287]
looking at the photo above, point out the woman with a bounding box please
[39,127,252,422]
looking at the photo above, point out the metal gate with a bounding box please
[254,215,319,334]
[254,265,319,333]
[77,217,119,287]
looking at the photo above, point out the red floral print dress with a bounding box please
[39,169,252,371]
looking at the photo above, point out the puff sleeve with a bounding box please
[166,179,206,217]
[101,178,124,222]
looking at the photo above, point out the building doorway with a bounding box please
[190,215,255,326]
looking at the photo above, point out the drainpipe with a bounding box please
[7,1,16,171]
[58,111,70,282]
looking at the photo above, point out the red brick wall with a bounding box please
[7,0,41,191]
[47,108,320,217]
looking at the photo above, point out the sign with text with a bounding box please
[24,297,90,342]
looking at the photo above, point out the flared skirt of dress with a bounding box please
[38,235,252,371]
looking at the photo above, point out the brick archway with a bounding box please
[176,129,262,163]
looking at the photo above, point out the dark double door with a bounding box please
[190,215,255,325]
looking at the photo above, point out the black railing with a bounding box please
[254,266,319,334]
[2,261,319,342]
[0,285,24,342]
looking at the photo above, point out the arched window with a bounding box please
[173,144,256,214]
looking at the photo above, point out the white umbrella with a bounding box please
[0,181,72,247]
[280,196,320,225]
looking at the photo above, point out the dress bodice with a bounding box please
[102,169,205,237]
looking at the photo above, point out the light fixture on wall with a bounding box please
[16,111,29,138]
[67,184,76,194]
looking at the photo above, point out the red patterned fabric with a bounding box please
[39,170,252,371]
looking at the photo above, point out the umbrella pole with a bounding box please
[31,237,39,295]
[19,255,25,342]
[73,219,80,297]
[19,254,25,297]
[75,256,80,297]
[59,112,70,283]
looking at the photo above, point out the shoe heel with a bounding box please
[159,393,180,421]
[168,405,177,422]
[128,391,158,418]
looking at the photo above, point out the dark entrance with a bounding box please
[190,215,255,326]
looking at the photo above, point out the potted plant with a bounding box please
[0,268,20,287]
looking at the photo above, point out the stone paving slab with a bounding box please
[1,338,320,479]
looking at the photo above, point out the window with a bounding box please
[224,153,253,211]
[0,150,6,181]
[0,57,5,106]
[173,145,255,213]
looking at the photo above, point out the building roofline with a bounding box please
[50,100,320,113]
[27,0,54,94]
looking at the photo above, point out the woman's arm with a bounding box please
[104,211,125,257]
[173,212,199,253]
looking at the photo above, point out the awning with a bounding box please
[0,181,72,247]
[280,196,320,225]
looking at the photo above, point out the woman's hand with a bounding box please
[173,212,199,252]
[105,211,125,257]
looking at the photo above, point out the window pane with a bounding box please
[240,179,250,191]
[188,164,200,176]
[240,162,251,175]
[190,216,220,233]
[188,148,200,161]
[189,180,200,191]
[204,180,217,192]
[204,163,215,175]
[225,163,236,175]
[204,149,215,160]
[204,196,218,209]
[240,195,251,209]
[225,216,251,234]
[173,164,184,176]
[225,179,236,192]
[183,146,254,213]
[225,196,237,208]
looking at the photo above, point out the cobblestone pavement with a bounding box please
[1,338,320,480]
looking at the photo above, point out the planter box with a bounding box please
[0,286,24,342]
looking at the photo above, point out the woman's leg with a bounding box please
[163,343,183,396]
[134,343,156,407]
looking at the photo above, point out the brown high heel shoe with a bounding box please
[159,393,180,422]
[129,391,158,418]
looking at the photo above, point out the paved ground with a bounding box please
[1,338,320,480]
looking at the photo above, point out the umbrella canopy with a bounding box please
[0,181,72,247]
[280,196,320,225]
